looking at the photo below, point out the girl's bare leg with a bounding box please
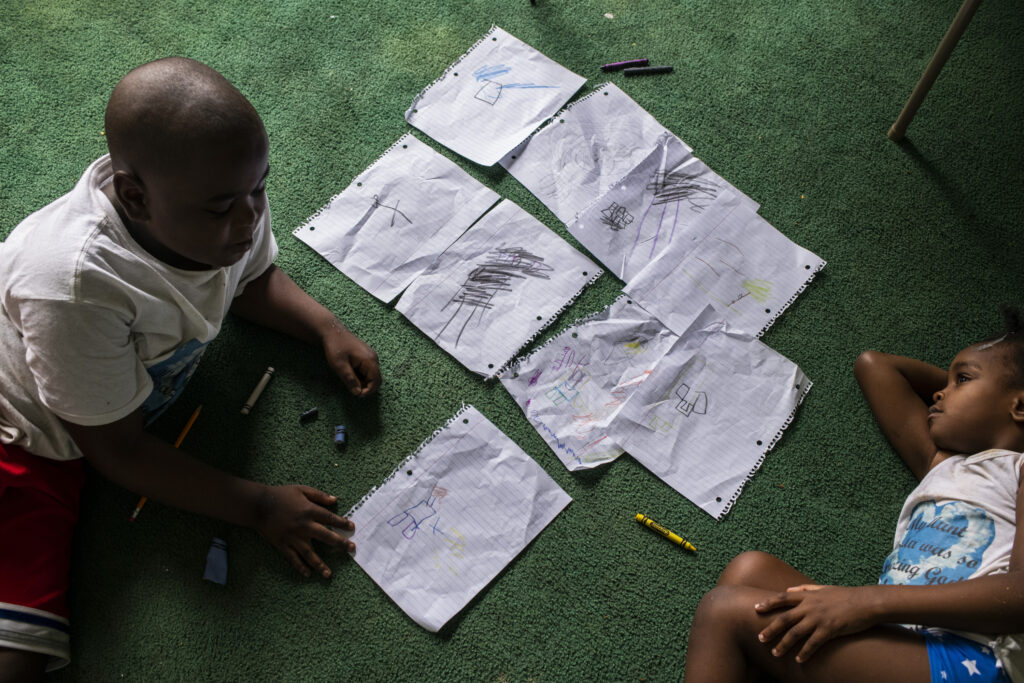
[684,552,931,683]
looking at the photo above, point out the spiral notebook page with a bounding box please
[498,83,676,224]
[607,306,811,519]
[624,201,826,337]
[500,297,677,471]
[405,26,586,166]
[346,405,571,632]
[395,199,602,378]
[292,133,499,303]
[566,133,759,283]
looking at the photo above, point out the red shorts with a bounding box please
[0,441,83,670]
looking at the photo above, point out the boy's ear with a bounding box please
[111,170,150,223]
[1011,393,1024,424]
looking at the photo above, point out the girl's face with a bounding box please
[928,343,1023,455]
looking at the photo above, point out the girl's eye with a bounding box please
[208,204,232,217]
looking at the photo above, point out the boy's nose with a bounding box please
[232,195,261,236]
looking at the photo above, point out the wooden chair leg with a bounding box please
[888,0,983,141]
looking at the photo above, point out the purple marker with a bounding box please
[623,65,674,77]
[601,58,649,72]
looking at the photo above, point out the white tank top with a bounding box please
[880,449,1024,680]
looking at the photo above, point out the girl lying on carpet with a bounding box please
[684,306,1024,682]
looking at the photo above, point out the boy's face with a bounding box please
[137,131,270,270]
[928,343,1023,454]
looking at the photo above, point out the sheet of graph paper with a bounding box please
[499,297,677,470]
[405,25,586,166]
[607,306,812,520]
[395,200,602,378]
[565,133,760,283]
[499,84,758,227]
[345,405,571,632]
[624,201,826,337]
[498,83,676,224]
[292,133,499,303]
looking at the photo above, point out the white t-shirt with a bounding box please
[880,449,1024,680]
[0,155,278,460]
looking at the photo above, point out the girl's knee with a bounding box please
[692,584,764,635]
[718,550,783,586]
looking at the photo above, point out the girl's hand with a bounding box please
[253,484,355,578]
[754,584,884,663]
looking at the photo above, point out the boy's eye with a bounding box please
[207,203,233,217]
[956,373,970,384]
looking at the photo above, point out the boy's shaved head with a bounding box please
[104,57,265,177]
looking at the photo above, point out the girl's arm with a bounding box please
[754,474,1024,663]
[854,350,947,480]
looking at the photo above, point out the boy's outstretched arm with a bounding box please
[61,411,354,578]
[230,264,381,396]
[854,350,947,479]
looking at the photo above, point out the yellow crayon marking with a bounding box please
[636,513,697,552]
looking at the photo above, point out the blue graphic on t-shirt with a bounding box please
[879,500,994,586]
[141,338,208,425]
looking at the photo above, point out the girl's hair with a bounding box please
[987,305,1024,388]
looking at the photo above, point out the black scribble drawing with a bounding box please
[371,194,412,227]
[674,382,708,417]
[437,247,553,347]
[600,202,634,231]
[646,172,719,210]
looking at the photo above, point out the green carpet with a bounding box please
[2,0,1023,679]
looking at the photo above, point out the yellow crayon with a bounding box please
[635,513,697,552]
[129,405,202,522]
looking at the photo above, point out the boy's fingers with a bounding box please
[336,362,362,394]
[313,507,353,532]
[282,546,311,578]
[301,487,338,507]
[297,544,331,578]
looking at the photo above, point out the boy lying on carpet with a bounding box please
[0,57,381,679]
[684,306,1024,682]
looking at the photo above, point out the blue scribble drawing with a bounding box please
[388,494,438,539]
[472,64,558,105]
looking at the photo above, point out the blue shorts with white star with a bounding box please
[921,628,1010,683]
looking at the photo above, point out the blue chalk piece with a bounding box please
[333,425,347,449]
[203,537,228,585]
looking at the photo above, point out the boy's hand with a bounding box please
[322,320,381,397]
[754,584,883,663]
[253,484,356,578]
